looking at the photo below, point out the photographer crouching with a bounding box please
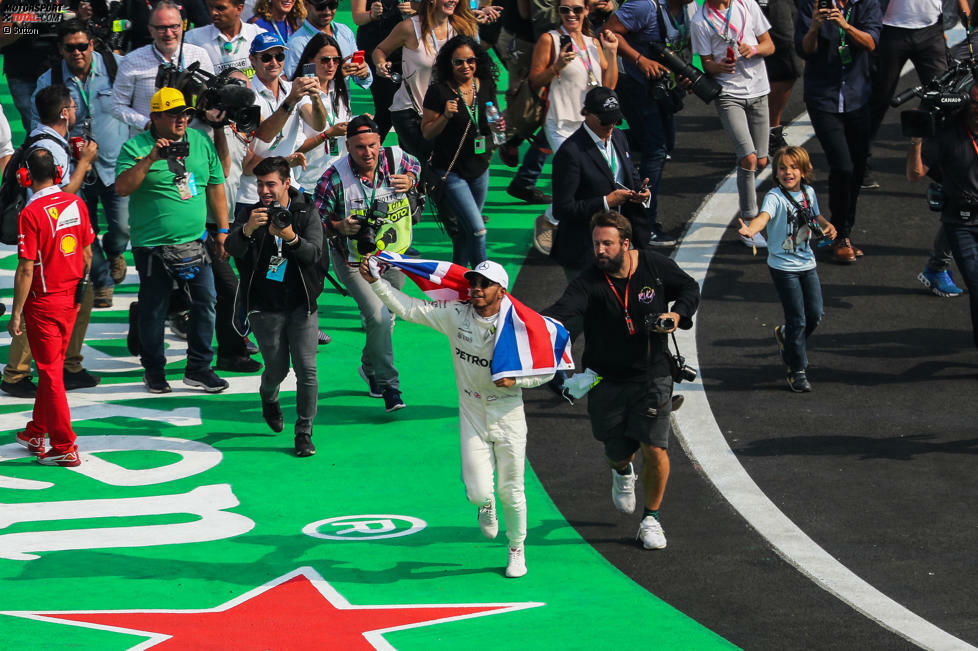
[543,211,700,550]
[226,156,325,457]
[906,82,978,351]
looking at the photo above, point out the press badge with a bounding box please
[838,44,852,65]
[327,137,339,155]
[473,136,486,154]
[266,255,288,281]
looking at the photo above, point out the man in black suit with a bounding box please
[551,87,653,282]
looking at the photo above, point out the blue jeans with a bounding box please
[436,169,489,267]
[133,247,217,375]
[511,131,549,189]
[7,76,37,133]
[769,267,824,372]
[946,223,978,349]
[616,75,675,224]
[82,178,130,290]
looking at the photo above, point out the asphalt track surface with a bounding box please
[516,70,977,648]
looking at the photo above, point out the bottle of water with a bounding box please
[485,102,506,146]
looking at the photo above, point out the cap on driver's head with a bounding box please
[464,260,509,290]
[346,114,380,137]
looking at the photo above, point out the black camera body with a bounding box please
[160,141,190,159]
[644,313,698,384]
[671,353,698,383]
[796,205,831,243]
[893,61,977,138]
[268,201,292,230]
[350,209,386,256]
[156,62,261,133]
[647,41,722,105]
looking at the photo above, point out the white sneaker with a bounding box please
[740,231,767,248]
[505,545,527,578]
[611,464,637,514]
[478,498,498,539]
[637,515,667,550]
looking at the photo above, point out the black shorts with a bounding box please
[764,0,803,82]
[586,376,673,462]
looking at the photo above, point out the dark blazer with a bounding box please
[551,125,650,269]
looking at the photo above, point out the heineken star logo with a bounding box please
[2,567,545,649]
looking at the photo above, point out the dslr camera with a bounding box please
[644,313,697,384]
[267,201,292,230]
[892,60,977,137]
[796,204,831,244]
[159,141,190,159]
[647,41,722,105]
[156,62,261,133]
[350,205,389,256]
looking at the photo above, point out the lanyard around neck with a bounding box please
[598,136,617,178]
[153,45,184,70]
[559,27,598,84]
[707,0,745,44]
[456,80,480,127]
[603,252,636,335]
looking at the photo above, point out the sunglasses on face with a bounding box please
[259,51,286,63]
[452,57,477,67]
[312,0,338,9]
[62,41,91,53]
[468,277,495,289]
[559,5,585,14]
[319,55,342,64]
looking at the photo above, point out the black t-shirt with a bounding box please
[922,119,978,225]
[355,0,402,51]
[250,232,305,312]
[543,250,701,381]
[422,80,496,179]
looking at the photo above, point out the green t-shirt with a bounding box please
[116,127,225,247]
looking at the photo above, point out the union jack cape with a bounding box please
[376,252,574,381]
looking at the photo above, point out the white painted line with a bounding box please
[670,66,973,649]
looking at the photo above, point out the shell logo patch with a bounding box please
[59,234,78,255]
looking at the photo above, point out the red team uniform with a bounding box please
[17,186,94,458]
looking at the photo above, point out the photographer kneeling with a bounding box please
[226,156,325,457]
[543,211,699,550]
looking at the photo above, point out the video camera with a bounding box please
[892,60,977,137]
[156,61,261,133]
[647,41,722,105]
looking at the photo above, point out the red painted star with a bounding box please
[5,567,544,650]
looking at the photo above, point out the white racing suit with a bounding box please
[371,280,552,547]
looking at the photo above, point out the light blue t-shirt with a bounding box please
[760,185,822,272]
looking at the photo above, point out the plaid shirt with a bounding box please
[314,147,421,229]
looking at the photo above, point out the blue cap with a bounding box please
[250,32,288,54]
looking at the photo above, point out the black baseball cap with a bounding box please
[583,86,624,124]
[347,114,380,138]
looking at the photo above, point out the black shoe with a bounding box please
[358,365,383,398]
[64,369,101,390]
[262,401,284,433]
[294,432,316,457]
[769,125,788,156]
[506,182,552,204]
[317,329,332,345]
[647,230,678,248]
[243,336,259,355]
[127,302,141,356]
[498,140,521,167]
[183,368,229,393]
[403,246,421,258]
[143,372,172,394]
[1,377,37,398]
[860,171,879,190]
[383,386,406,412]
[216,356,263,373]
[167,311,189,339]
[787,371,813,393]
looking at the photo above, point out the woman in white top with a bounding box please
[528,0,619,155]
[291,33,353,200]
[372,0,479,158]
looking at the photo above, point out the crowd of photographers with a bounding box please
[0,0,977,557]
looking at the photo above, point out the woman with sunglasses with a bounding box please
[291,33,352,201]
[250,0,307,42]
[421,35,499,267]
[375,0,479,159]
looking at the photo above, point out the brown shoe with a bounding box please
[851,242,864,257]
[109,255,127,284]
[831,238,857,264]
[93,286,114,308]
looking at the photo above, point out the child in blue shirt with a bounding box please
[738,146,836,393]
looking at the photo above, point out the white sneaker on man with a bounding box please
[505,545,527,578]
[478,498,498,539]
[636,515,667,550]
[611,464,637,513]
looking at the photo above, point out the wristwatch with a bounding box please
[280,100,293,114]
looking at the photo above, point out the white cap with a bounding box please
[464,260,509,289]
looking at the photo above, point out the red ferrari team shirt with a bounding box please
[17,186,95,294]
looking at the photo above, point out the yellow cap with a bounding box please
[150,87,189,114]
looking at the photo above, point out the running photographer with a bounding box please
[226,156,325,457]
[906,82,978,351]
[543,210,699,551]
[313,114,420,412]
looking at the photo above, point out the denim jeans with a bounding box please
[435,168,489,267]
[133,247,217,375]
[616,75,675,223]
[769,266,824,372]
[945,223,978,349]
[249,305,319,435]
[511,130,549,189]
[82,178,130,290]
[7,76,37,133]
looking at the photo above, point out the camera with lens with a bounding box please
[892,61,977,138]
[644,313,697,384]
[350,208,387,256]
[652,314,676,331]
[796,205,831,243]
[670,352,697,383]
[267,201,292,230]
[156,62,262,133]
[159,141,190,159]
[647,41,722,105]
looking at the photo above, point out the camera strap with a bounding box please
[778,182,810,229]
